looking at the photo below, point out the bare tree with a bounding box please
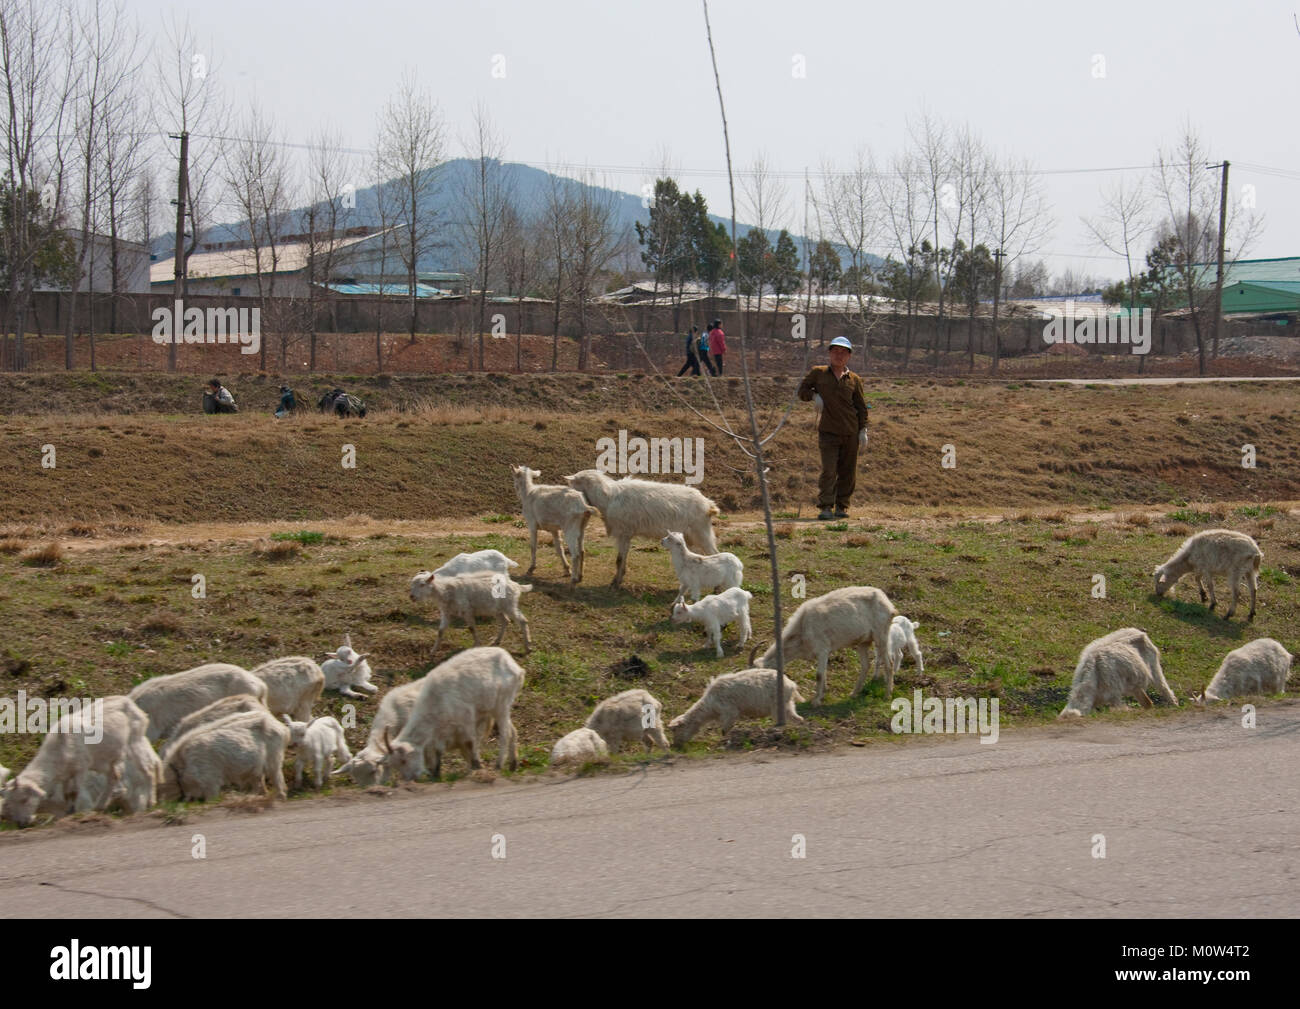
[152,13,227,370]
[65,0,141,369]
[822,149,885,362]
[739,151,789,366]
[499,198,539,371]
[567,171,622,372]
[984,151,1051,372]
[540,168,573,371]
[457,104,511,371]
[1152,126,1260,375]
[376,71,445,344]
[223,104,291,371]
[1083,175,1149,371]
[298,129,356,371]
[877,149,935,366]
[0,0,78,370]
[909,111,953,364]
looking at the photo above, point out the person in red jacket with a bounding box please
[707,319,727,374]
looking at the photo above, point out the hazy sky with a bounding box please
[133,0,1300,282]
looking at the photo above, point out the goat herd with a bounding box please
[0,464,1293,828]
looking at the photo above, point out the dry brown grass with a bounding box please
[19,542,63,567]
[254,539,300,561]
[139,612,184,636]
[0,538,26,554]
[1,380,1298,524]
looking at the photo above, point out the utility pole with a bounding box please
[1210,159,1229,360]
[990,248,1005,373]
[170,131,189,373]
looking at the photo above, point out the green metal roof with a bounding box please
[1221,280,1300,314]
[1196,257,1300,286]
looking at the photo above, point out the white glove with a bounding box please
[813,393,824,410]
[859,429,868,450]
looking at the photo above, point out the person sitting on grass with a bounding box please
[203,379,238,414]
[274,385,297,418]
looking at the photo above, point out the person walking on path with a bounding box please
[697,324,717,376]
[797,335,868,520]
[677,326,702,376]
[707,318,727,374]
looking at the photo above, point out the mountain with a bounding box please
[153,158,884,274]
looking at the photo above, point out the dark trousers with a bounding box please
[713,353,724,374]
[817,430,859,510]
[701,352,717,376]
[677,352,701,376]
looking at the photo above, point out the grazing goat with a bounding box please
[159,708,290,802]
[433,549,519,578]
[584,688,670,753]
[334,677,427,786]
[512,465,597,584]
[128,662,268,742]
[668,669,805,746]
[251,656,325,722]
[1193,638,1294,704]
[550,727,609,766]
[1154,529,1263,621]
[1058,628,1178,718]
[887,615,924,680]
[1,696,151,827]
[321,635,378,698]
[563,469,719,589]
[282,715,352,788]
[160,694,266,760]
[383,647,525,781]
[755,586,899,705]
[671,587,753,658]
[660,531,743,601]
[409,569,533,654]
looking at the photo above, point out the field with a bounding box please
[1,372,1298,819]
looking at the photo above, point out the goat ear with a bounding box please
[344,633,353,649]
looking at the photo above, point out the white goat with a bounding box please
[251,656,325,722]
[382,647,525,781]
[887,615,924,680]
[128,662,268,742]
[1058,627,1178,719]
[159,708,290,802]
[334,677,427,786]
[671,587,753,658]
[584,688,671,753]
[409,569,533,654]
[660,531,743,601]
[282,715,352,788]
[755,585,899,705]
[563,469,719,589]
[1,695,151,827]
[1154,528,1263,621]
[433,549,519,578]
[159,694,266,760]
[668,669,805,746]
[550,727,609,766]
[512,465,597,585]
[321,634,378,698]
[1193,638,1294,704]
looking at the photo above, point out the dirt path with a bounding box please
[30,501,1300,554]
[1026,375,1300,385]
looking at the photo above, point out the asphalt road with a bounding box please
[3,702,1298,918]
